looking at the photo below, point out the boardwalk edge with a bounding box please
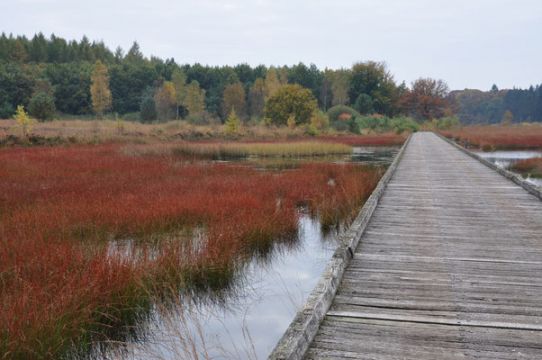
[268,134,412,360]
[436,132,542,201]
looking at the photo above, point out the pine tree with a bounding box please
[90,60,112,119]
[125,41,144,63]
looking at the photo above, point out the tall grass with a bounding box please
[510,157,542,178]
[122,141,353,159]
[441,124,542,150]
[0,144,381,359]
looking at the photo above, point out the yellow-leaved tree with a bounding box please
[222,81,246,120]
[90,60,112,119]
[224,108,241,134]
[14,105,35,138]
[171,69,187,119]
[154,81,176,120]
[264,67,285,100]
[184,80,206,117]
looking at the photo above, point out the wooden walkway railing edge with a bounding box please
[436,132,542,200]
[268,134,412,360]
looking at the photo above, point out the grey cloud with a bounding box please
[3,0,541,89]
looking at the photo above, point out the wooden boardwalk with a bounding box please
[305,132,542,359]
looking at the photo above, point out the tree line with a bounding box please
[450,85,542,124]
[1,33,539,127]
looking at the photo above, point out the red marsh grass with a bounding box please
[441,124,542,150]
[510,157,542,178]
[0,143,382,359]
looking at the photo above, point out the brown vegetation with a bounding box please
[441,124,542,150]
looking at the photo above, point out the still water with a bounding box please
[475,150,542,187]
[88,147,397,360]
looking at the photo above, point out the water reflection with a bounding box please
[93,215,339,360]
[476,150,542,187]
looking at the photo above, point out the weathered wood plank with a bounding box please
[302,132,542,359]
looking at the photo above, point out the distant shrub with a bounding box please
[355,114,390,132]
[436,116,461,130]
[310,111,330,130]
[140,96,157,122]
[390,116,419,134]
[28,92,56,121]
[327,105,360,123]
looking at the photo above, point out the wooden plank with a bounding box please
[302,132,542,359]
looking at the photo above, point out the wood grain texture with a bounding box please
[304,132,542,359]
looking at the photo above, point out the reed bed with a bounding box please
[122,141,352,159]
[0,143,381,359]
[441,124,542,150]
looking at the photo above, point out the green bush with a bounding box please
[28,92,56,121]
[140,96,157,122]
[331,120,350,132]
[327,105,360,123]
[264,84,318,126]
[390,116,419,134]
[436,116,461,130]
[355,115,390,132]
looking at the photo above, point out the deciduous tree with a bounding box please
[400,78,451,120]
[14,105,35,137]
[154,81,176,120]
[349,61,398,116]
[184,80,206,116]
[248,78,265,119]
[501,110,513,125]
[264,84,318,126]
[222,81,246,120]
[224,108,241,134]
[171,69,187,119]
[329,69,350,106]
[90,60,112,118]
[264,67,284,100]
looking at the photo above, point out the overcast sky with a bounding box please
[4,0,541,90]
